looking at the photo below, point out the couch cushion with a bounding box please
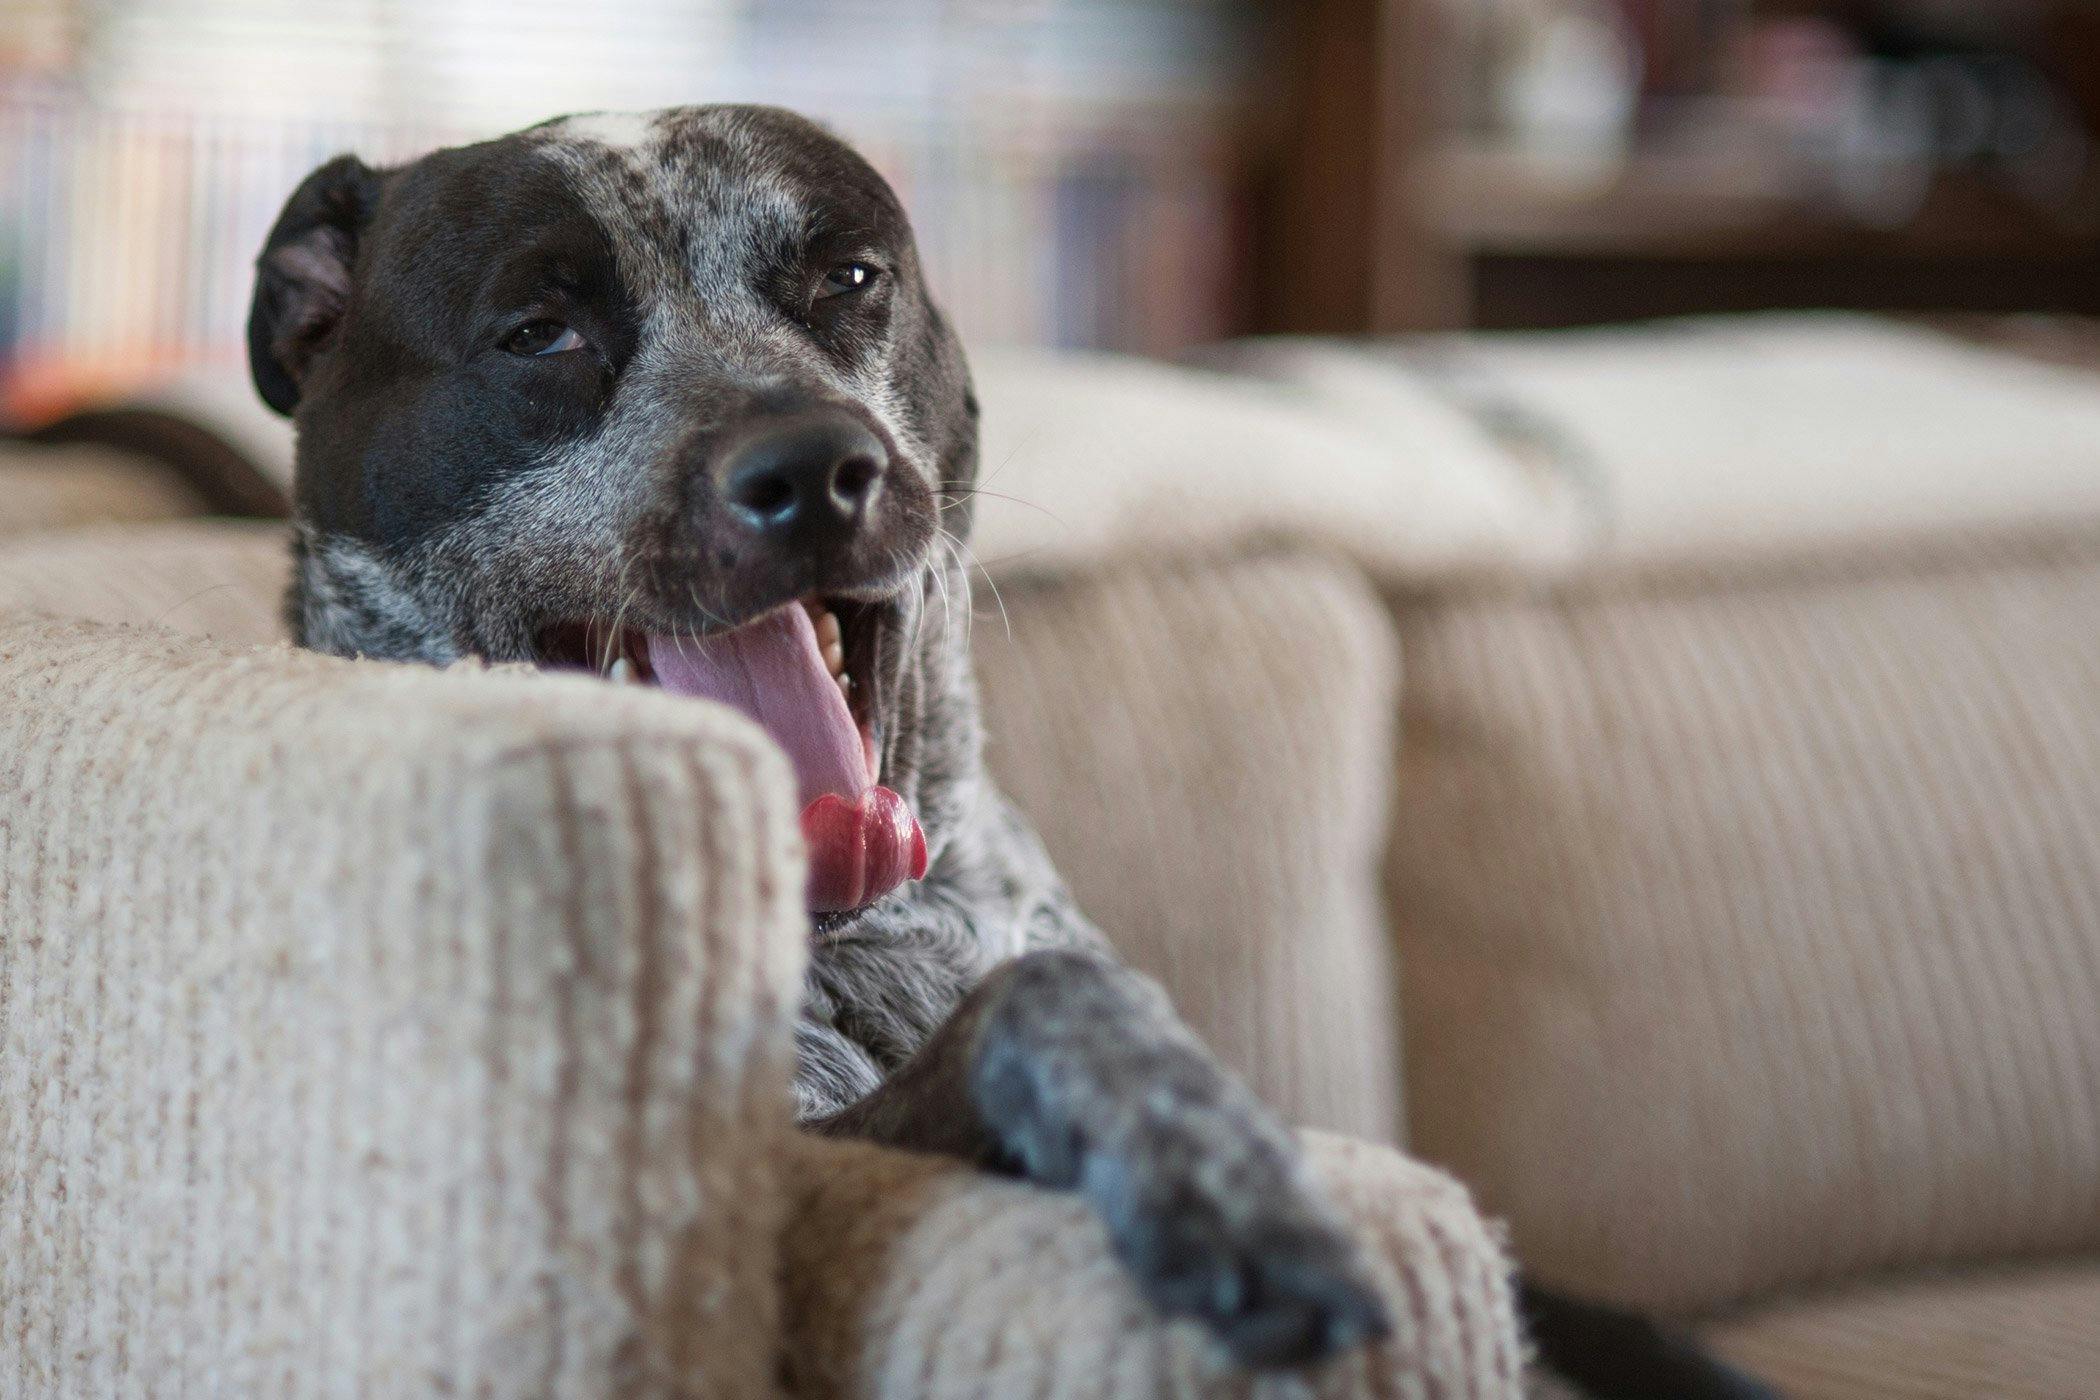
[1705,1257,2100,1400]
[1388,538,2100,1314]
[976,553,1403,1141]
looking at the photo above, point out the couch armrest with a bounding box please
[0,619,806,1399]
[780,1130,1522,1400]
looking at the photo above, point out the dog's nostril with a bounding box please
[733,469,798,522]
[833,454,879,507]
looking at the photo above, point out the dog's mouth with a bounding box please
[536,597,927,915]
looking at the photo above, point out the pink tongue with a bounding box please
[647,608,926,913]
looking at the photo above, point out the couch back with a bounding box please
[1386,538,2100,1314]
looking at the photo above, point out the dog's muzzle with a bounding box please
[543,404,929,916]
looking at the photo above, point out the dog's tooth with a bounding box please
[609,656,635,686]
[805,604,846,676]
[813,611,845,675]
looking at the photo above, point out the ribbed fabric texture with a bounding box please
[0,618,807,1398]
[1707,1258,2100,1400]
[980,553,1404,1142]
[780,1130,1521,1400]
[1387,542,2100,1315]
[0,525,1413,1145]
[0,449,210,539]
[0,526,1506,1397]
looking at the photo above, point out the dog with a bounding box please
[247,104,1776,1396]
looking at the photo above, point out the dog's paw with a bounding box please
[1104,1163,1393,1369]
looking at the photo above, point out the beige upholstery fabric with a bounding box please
[1440,314,2100,563]
[780,1130,1521,1400]
[1207,315,2100,573]
[967,346,1581,582]
[1705,1258,2100,1400]
[0,520,288,642]
[976,553,1404,1142]
[0,618,807,1398]
[0,534,1515,1397]
[0,445,210,537]
[0,523,1411,1145]
[1387,542,2100,1315]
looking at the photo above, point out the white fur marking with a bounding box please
[559,110,659,151]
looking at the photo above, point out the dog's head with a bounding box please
[250,106,983,921]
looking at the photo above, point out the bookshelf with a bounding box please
[1258,0,2100,332]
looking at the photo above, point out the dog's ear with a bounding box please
[247,154,388,415]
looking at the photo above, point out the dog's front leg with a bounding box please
[814,947,1391,1369]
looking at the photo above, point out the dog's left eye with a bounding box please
[816,263,876,299]
[505,320,588,356]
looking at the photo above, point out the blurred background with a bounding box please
[6,0,2100,421]
[5,13,2100,1395]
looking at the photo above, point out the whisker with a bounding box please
[936,484,1066,528]
[939,523,1008,647]
[601,549,639,674]
[680,581,728,640]
[928,532,956,646]
[971,551,1012,647]
[682,586,705,653]
[973,425,1043,493]
[151,582,239,630]
[937,528,965,644]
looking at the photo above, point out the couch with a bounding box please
[6,312,2100,1399]
[0,465,1514,1394]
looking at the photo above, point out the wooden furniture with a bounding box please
[1256,0,2100,332]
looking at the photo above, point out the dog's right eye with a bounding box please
[504,320,588,357]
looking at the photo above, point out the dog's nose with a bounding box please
[721,414,887,545]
